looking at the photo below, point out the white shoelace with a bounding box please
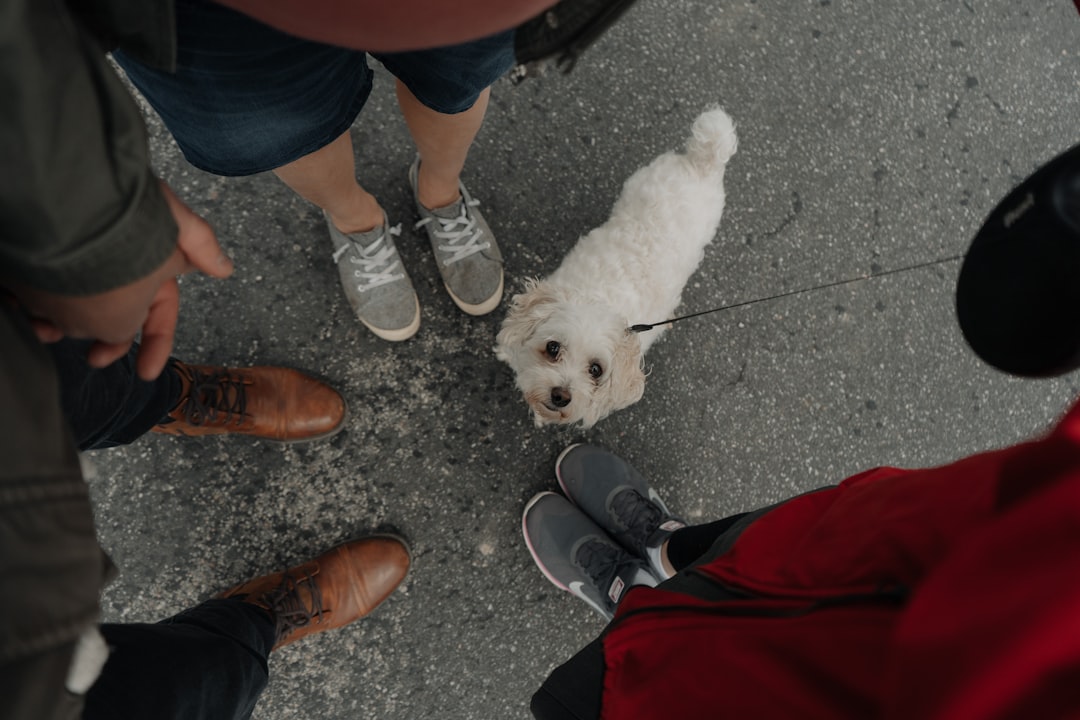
[415,198,490,266]
[332,224,404,292]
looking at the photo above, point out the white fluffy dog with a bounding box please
[496,106,737,427]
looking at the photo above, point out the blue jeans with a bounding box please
[50,339,181,451]
[113,0,515,176]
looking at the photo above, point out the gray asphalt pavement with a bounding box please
[86,2,1080,718]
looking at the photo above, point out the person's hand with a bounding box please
[14,182,233,380]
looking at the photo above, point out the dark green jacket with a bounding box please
[0,2,177,717]
[0,0,177,295]
[0,307,110,720]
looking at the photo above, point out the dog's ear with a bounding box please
[583,330,646,427]
[496,278,561,359]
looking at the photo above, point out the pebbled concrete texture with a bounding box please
[85,1,1079,718]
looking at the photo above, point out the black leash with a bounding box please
[629,254,965,333]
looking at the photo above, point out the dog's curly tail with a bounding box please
[686,106,738,175]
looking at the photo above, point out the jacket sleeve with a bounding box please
[0,307,111,720]
[0,0,177,296]
[883,425,1080,720]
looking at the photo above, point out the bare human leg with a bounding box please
[395,81,491,210]
[273,129,420,341]
[272,130,383,234]
[396,81,504,316]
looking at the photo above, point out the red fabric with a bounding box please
[215,0,556,52]
[602,401,1080,719]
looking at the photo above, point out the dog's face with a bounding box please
[495,280,646,428]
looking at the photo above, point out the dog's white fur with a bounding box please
[496,106,737,427]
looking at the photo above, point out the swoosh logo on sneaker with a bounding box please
[646,488,669,513]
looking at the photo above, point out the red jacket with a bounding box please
[602,400,1080,719]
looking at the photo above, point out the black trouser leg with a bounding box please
[50,339,182,450]
[84,599,276,720]
[665,513,750,571]
[530,636,605,720]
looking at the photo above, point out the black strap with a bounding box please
[514,0,641,78]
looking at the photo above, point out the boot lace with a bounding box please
[258,572,326,645]
[573,537,640,611]
[175,366,248,426]
[609,489,665,555]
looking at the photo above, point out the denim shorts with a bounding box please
[113,0,514,176]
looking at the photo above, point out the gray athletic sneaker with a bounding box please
[522,491,657,621]
[409,157,504,316]
[556,444,686,581]
[326,212,420,342]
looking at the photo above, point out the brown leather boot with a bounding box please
[151,362,347,443]
[217,535,411,650]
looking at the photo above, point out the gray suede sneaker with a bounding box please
[409,157,504,316]
[556,444,686,581]
[523,491,657,621]
[326,212,420,341]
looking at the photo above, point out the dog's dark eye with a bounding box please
[546,341,561,359]
[589,362,603,379]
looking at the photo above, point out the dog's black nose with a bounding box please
[550,387,572,408]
